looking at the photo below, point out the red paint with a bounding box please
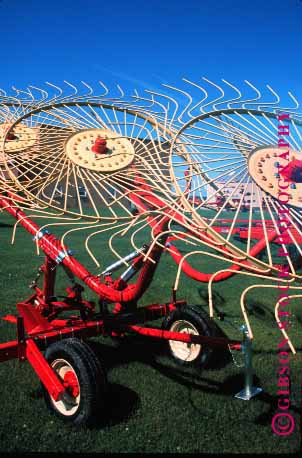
[280,159,302,183]
[26,339,65,401]
[125,324,240,348]
[63,371,79,398]
[91,137,108,154]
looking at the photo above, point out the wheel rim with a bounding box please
[49,358,80,416]
[169,320,201,362]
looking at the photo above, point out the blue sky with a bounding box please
[0,0,301,98]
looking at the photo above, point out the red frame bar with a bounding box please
[0,196,166,304]
[0,317,241,365]
[26,339,65,401]
[119,324,241,349]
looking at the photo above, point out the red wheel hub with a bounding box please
[91,137,108,155]
[280,159,302,183]
[6,131,18,141]
[63,370,79,398]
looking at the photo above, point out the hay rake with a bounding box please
[0,79,301,425]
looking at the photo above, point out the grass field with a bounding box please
[0,211,301,454]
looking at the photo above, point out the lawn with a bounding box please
[0,210,301,454]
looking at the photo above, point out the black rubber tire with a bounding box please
[162,305,214,368]
[42,338,107,426]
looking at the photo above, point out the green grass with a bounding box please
[0,212,301,453]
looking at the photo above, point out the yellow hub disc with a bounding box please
[248,146,302,208]
[0,123,38,153]
[65,128,135,172]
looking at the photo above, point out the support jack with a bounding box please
[235,325,262,401]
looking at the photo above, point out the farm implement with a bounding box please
[0,78,301,425]
[0,195,244,425]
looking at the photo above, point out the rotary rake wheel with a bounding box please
[2,100,175,218]
[156,78,302,350]
[169,108,302,278]
[0,79,301,425]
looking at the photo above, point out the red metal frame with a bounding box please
[0,309,241,401]
[2,143,299,417]
[0,192,245,406]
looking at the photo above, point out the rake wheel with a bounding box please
[168,105,302,280]
[2,101,176,219]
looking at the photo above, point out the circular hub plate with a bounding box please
[65,128,135,172]
[169,320,201,362]
[50,358,80,416]
[248,146,302,208]
[0,123,38,154]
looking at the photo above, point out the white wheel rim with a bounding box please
[49,358,80,416]
[169,320,201,362]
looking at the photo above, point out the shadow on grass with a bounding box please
[197,281,285,328]
[87,335,232,397]
[28,381,140,429]
[296,314,302,325]
[198,287,275,322]
[198,288,225,308]
[93,383,140,429]
[88,337,165,372]
[244,300,275,319]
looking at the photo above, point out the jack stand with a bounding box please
[235,325,262,400]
